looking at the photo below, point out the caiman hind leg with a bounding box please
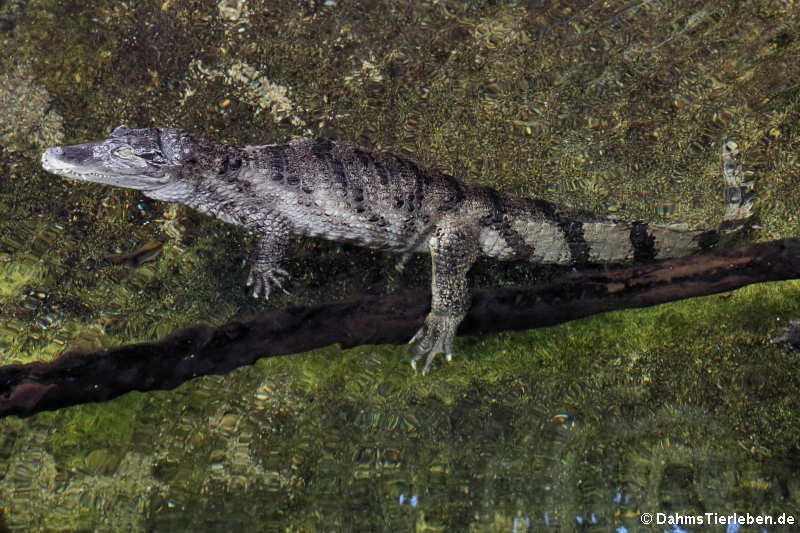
[410,219,479,374]
[246,213,294,299]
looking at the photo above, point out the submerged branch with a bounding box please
[1,238,799,418]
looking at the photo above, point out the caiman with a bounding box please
[41,126,753,373]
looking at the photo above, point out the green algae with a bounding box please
[0,0,799,530]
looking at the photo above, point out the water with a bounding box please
[1,0,799,530]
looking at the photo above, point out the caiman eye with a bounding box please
[114,148,135,159]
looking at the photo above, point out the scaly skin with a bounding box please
[41,127,753,374]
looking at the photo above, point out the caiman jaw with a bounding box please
[41,147,114,182]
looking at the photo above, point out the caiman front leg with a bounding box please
[410,219,479,374]
[246,212,294,299]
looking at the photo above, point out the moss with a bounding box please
[39,401,136,465]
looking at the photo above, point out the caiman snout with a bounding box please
[41,146,64,172]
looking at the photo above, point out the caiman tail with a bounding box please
[479,139,755,265]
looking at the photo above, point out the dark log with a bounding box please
[1,238,799,418]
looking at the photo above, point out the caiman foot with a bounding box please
[408,312,463,375]
[246,263,289,299]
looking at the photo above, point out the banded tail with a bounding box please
[479,139,755,265]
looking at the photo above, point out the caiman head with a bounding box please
[41,125,199,194]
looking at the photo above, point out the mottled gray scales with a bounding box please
[41,127,754,374]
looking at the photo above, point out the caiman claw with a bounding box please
[408,312,462,375]
[246,264,289,299]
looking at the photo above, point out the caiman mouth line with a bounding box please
[44,167,112,182]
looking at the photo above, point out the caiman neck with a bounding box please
[145,141,244,204]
